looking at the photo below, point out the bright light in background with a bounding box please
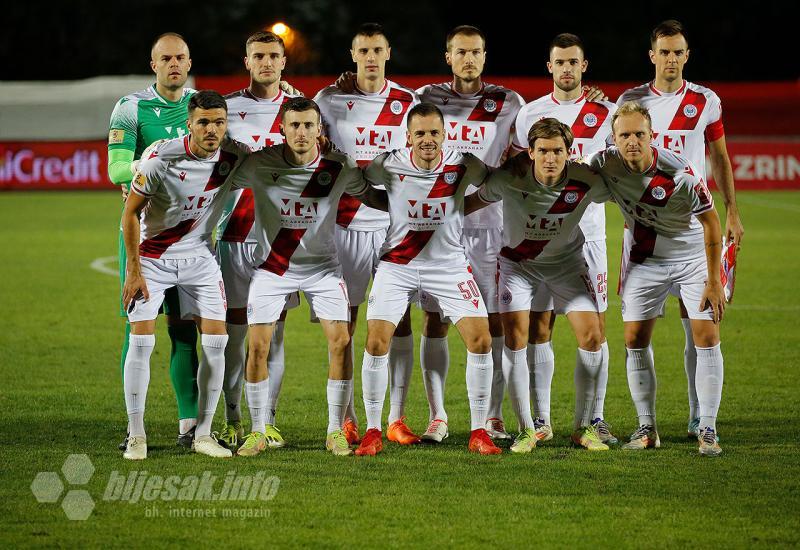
[270,22,289,37]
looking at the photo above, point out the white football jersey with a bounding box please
[229,145,367,276]
[416,82,525,229]
[217,89,298,244]
[132,136,247,259]
[365,149,488,266]
[480,159,609,266]
[513,91,617,242]
[616,80,725,178]
[588,145,715,265]
[314,79,420,230]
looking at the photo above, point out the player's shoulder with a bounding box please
[312,85,341,103]
[616,83,651,105]
[321,147,353,168]
[386,79,419,100]
[652,145,694,177]
[483,82,525,104]
[592,98,618,113]
[415,82,449,99]
[567,158,604,182]
[684,81,721,103]
[519,94,553,115]
[586,146,619,170]
[224,88,249,102]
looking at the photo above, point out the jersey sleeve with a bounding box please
[108,97,138,152]
[683,173,715,215]
[478,170,505,203]
[363,153,389,188]
[343,157,369,196]
[131,149,164,197]
[464,153,490,187]
[511,107,530,151]
[704,92,725,143]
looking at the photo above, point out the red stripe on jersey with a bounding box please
[639,170,676,207]
[139,219,196,258]
[499,240,548,262]
[300,158,343,198]
[204,150,239,191]
[221,189,255,242]
[547,180,592,214]
[705,119,725,142]
[667,89,707,132]
[259,228,307,276]
[570,102,611,139]
[467,91,506,122]
[374,88,415,126]
[427,164,467,198]
[336,160,370,227]
[381,230,435,264]
[629,222,658,264]
[268,95,290,135]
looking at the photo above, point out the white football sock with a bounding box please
[245,378,269,434]
[124,334,155,437]
[502,346,535,430]
[592,341,610,420]
[344,341,358,424]
[388,335,414,424]
[265,321,286,426]
[223,323,247,424]
[695,343,724,431]
[195,334,228,438]
[682,318,700,420]
[327,378,352,434]
[487,336,506,421]
[466,351,493,431]
[420,335,449,422]
[530,342,555,423]
[574,347,604,429]
[362,351,389,431]
[626,346,657,427]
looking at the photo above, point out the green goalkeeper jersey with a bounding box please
[107,84,196,184]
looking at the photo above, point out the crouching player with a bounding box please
[467,118,611,452]
[229,97,384,457]
[589,101,725,456]
[121,91,248,459]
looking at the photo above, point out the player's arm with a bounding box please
[707,135,743,248]
[107,98,140,194]
[465,171,501,215]
[697,208,725,324]
[121,184,150,308]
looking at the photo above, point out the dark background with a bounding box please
[1,0,795,81]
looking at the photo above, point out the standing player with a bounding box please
[215,31,299,450]
[590,102,725,456]
[108,32,200,449]
[120,91,248,460]
[314,23,421,445]
[415,25,525,442]
[228,98,381,457]
[469,118,611,452]
[355,103,501,456]
[617,20,743,438]
[511,33,617,445]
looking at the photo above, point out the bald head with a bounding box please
[150,33,191,91]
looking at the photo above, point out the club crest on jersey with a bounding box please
[651,186,666,200]
[583,113,598,127]
[483,99,497,112]
[443,171,458,184]
[346,100,355,111]
[317,171,332,186]
[501,289,512,305]
[565,191,579,204]
[683,104,698,118]
[217,162,231,176]
[390,100,403,115]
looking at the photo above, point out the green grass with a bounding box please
[1,191,799,548]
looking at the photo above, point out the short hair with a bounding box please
[611,101,653,133]
[150,32,189,58]
[407,103,444,128]
[352,23,389,46]
[446,25,486,50]
[549,33,584,56]
[246,30,285,53]
[279,97,321,122]
[651,19,688,47]
[527,117,574,150]
[188,90,227,114]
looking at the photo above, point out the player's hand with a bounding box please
[583,85,609,102]
[725,209,744,250]
[121,186,129,202]
[501,153,530,178]
[335,71,357,94]
[700,280,725,324]
[122,271,149,310]
[279,80,304,97]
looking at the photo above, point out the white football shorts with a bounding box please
[248,267,350,324]
[216,240,299,310]
[335,227,386,307]
[531,239,608,313]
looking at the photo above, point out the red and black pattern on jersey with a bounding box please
[499,239,549,262]
[336,159,370,228]
[220,189,255,242]
[427,165,467,198]
[570,102,611,139]
[139,219,197,258]
[380,230,436,265]
[467,91,507,123]
[204,150,239,191]
[374,88,415,126]
[667,89,707,132]
[639,170,677,207]
[547,180,592,214]
[300,159,344,198]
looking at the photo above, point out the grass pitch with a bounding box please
[1,190,799,547]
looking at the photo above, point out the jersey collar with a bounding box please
[550,90,587,105]
[648,80,687,97]
[243,88,284,102]
[151,84,185,105]
[355,79,389,96]
[183,135,220,162]
[410,149,443,172]
[448,81,485,98]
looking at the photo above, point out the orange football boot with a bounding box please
[354,428,383,456]
[342,419,361,445]
[468,428,502,455]
[386,416,421,445]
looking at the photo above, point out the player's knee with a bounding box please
[577,329,603,351]
[249,338,271,364]
[327,330,351,356]
[465,332,492,354]
[365,336,390,357]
